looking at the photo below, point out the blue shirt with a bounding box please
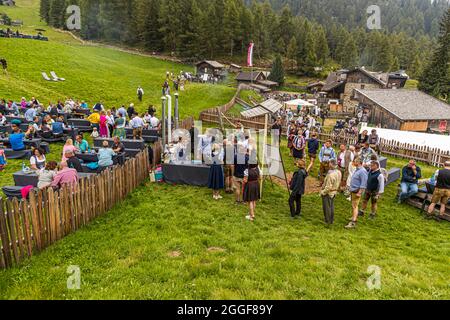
[52,121,64,134]
[319,146,336,163]
[350,167,368,192]
[10,132,25,151]
[24,108,36,122]
[98,148,116,167]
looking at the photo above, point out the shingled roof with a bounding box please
[236,71,264,82]
[241,99,282,118]
[355,89,450,121]
[196,60,225,69]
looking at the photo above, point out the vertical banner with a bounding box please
[247,42,254,67]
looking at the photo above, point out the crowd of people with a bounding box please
[0,97,161,142]
[0,28,47,40]
[284,125,449,228]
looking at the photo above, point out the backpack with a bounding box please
[380,168,388,183]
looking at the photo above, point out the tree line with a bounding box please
[40,0,444,82]
[249,0,449,38]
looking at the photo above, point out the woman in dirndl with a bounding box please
[243,163,261,222]
[113,115,126,139]
[292,129,306,161]
[207,143,225,200]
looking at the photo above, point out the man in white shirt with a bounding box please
[25,105,37,122]
[150,115,160,129]
[130,113,144,140]
[137,86,144,102]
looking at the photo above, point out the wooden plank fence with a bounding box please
[0,148,149,269]
[317,130,450,167]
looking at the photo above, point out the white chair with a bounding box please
[50,71,65,81]
[42,72,57,81]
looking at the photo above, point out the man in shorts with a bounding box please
[360,160,385,219]
[427,161,450,219]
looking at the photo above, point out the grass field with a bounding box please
[0,0,449,300]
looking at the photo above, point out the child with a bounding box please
[91,127,99,138]
[0,148,6,171]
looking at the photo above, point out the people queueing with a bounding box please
[345,158,368,229]
[318,139,336,186]
[306,132,320,174]
[243,163,261,222]
[320,159,341,225]
[427,161,450,219]
[359,161,385,220]
[289,160,308,219]
[398,160,422,204]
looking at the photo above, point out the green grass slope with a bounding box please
[0,1,235,118]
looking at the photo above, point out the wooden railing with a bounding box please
[317,130,450,167]
[0,149,150,269]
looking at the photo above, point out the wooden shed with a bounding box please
[195,60,226,78]
[354,89,450,132]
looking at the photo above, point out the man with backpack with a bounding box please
[359,160,385,220]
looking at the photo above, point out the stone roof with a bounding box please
[355,89,450,121]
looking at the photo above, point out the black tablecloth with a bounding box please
[94,138,145,150]
[0,138,42,149]
[67,119,92,130]
[125,128,159,137]
[76,152,125,165]
[2,149,32,159]
[13,171,94,187]
[162,163,211,187]
[379,156,388,169]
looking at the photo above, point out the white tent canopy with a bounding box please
[362,126,450,152]
[284,99,315,110]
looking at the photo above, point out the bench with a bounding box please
[67,119,92,133]
[386,168,401,186]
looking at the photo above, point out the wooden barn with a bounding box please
[240,99,283,122]
[195,60,226,78]
[322,67,409,111]
[235,71,278,92]
[229,63,242,73]
[354,89,450,132]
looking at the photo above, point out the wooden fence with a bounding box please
[318,130,450,167]
[0,149,150,269]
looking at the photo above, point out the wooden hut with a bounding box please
[354,89,450,132]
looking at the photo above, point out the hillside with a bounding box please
[0,1,236,118]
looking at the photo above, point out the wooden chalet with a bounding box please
[322,67,409,111]
[195,60,226,79]
[354,89,450,132]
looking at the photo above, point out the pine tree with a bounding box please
[40,0,51,22]
[419,8,450,102]
[315,26,329,65]
[222,0,240,57]
[48,0,66,28]
[286,36,298,71]
[268,55,285,85]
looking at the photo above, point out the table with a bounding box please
[67,119,92,132]
[2,149,32,159]
[0,137,42,149]
[5,115,26,123]
[379,156,388,169]
[13,171,94,187]
[162,163,211,187]
[94,138,145,150]
[76,152,125,165]
[125,128,159,137]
